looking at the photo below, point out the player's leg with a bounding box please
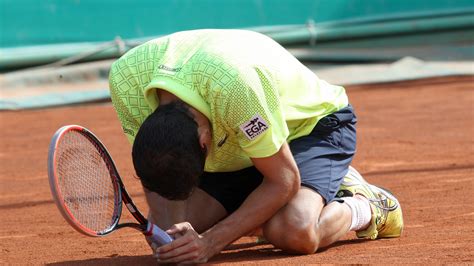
[263,104,403,253]
[263,186,352,253]
[263,104,358,253]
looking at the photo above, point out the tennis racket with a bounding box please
[47,125,173,245]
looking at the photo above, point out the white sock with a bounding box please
[342,196,372,231]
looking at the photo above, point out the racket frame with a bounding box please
[48,125,146,237]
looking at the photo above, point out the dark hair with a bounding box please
[132,101,205,200]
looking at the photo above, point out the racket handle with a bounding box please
[144,222,173,245]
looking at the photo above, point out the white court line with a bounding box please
[0,234,37,239]
[0,193,47,199]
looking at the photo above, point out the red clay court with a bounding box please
[1,76,473,264]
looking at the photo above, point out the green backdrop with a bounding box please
[1,0,473,47]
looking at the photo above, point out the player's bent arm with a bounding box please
[203,142,300,252]
[144,188,187,231]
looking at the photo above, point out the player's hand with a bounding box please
[154,222,219,264]
[145,234,162,256]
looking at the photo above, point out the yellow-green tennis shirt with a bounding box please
[109,29,348,172]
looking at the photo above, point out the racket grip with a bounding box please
[144,222,173,245]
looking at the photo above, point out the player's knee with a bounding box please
[263,212,320,254]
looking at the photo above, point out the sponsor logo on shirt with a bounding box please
[158,65,182,72]
[217,133,228,147]
[240,115,269,140]
[123,127,135,136]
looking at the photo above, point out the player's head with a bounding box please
[132,101,206,200]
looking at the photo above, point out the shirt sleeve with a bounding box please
[222,68,289,158]
[109,60,152,144]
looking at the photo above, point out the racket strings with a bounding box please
[56,131,118,233]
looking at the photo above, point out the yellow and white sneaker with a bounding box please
[337,166,404,239]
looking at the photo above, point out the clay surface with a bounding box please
[1,76,473,264]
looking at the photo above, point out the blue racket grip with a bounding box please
[144,221,173,245]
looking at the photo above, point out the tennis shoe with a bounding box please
[338,166,404,239]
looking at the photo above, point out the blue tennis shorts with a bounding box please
[198,105,357,213]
